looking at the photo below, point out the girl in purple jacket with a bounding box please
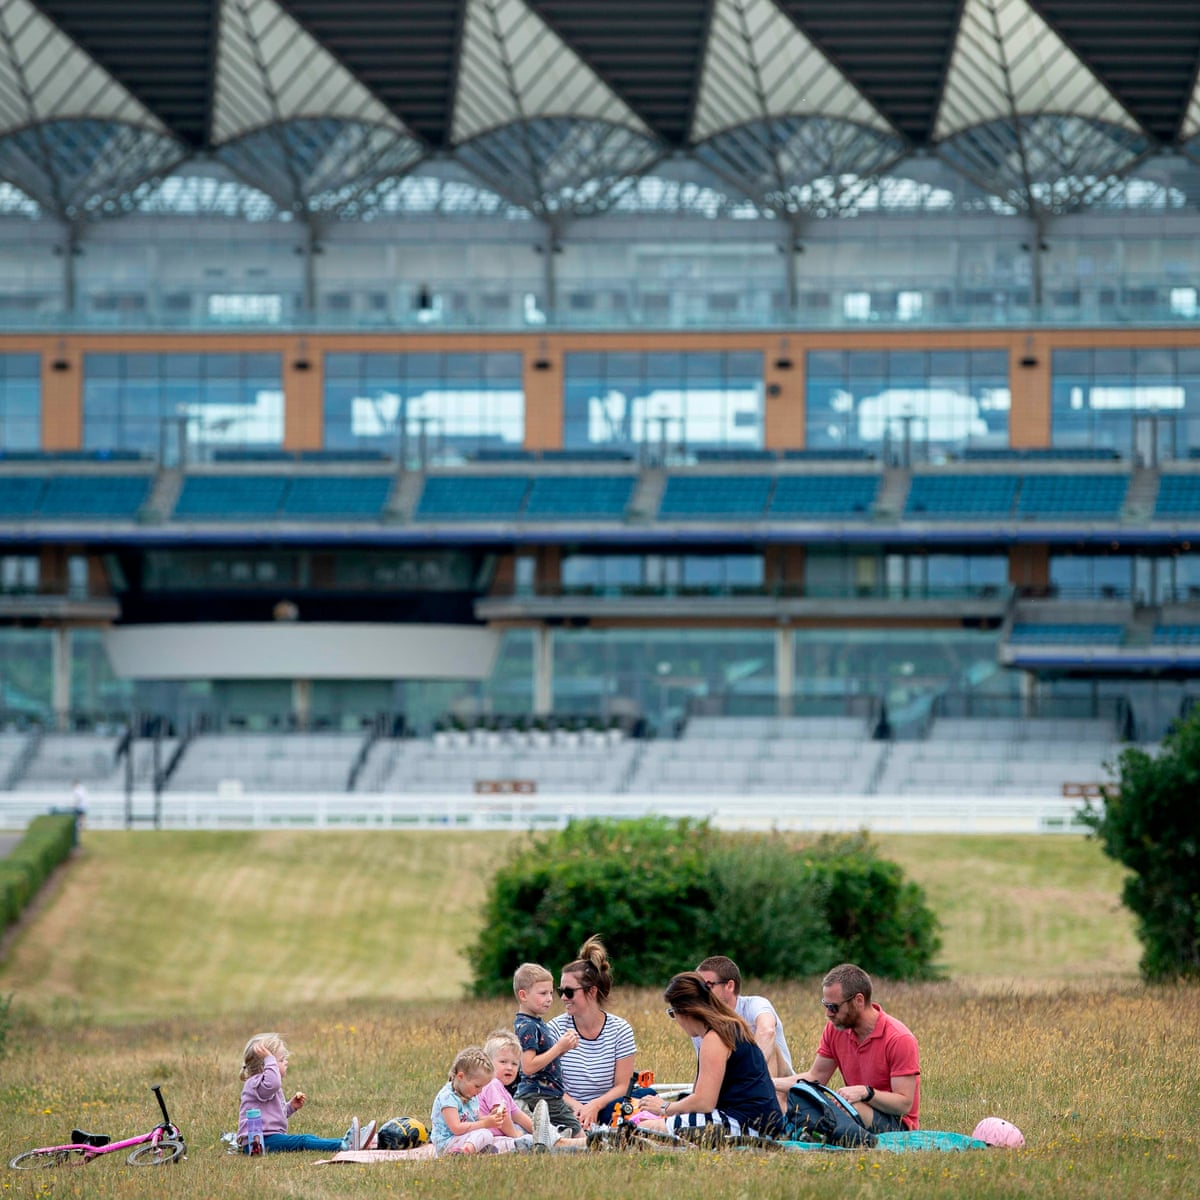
[238,1032,369,1153]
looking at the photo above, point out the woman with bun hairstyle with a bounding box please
[545,935,637,1129]
[637,972,784,1140]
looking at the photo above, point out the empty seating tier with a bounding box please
[1015,474,1128,519]
[523,475,635,519]
[173,475,391,520]
[1009,623,1125,645]
[1152,624,1200,645]
[281,476,392,519]
[768,474,878,518]
[0,474,152,519]
[658,475,772,519]
[1154,474,1200,517]
[905,474,1019,518]
[414,475,530,520]
[39,474,152,518]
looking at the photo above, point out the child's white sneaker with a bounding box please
[358,1120,377,1151]
[533,1100,554,1151]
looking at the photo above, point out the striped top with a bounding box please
[546,1012,637,1103]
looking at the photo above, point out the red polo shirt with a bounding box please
[816,1004,921,1129]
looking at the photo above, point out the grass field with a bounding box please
[1,828,1195,1199]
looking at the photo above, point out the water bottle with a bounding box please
[245,1108,265,1156]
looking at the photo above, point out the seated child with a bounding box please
[482,1030,587,1151]
[238,1032,374,1153]
[431,1046,518,1155]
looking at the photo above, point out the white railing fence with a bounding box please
[0,791,1095,835]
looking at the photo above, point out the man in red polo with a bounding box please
[777,962,920,1131]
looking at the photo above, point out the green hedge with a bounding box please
[0,814,77,931]
[467,819,941,995]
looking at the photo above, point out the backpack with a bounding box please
[783,1079,877,1148]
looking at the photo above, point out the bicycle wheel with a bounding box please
[10,1148,89,1170]
[627,1126,693,1152]
[128,1139,185,1166]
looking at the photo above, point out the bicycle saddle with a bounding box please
[71,1130,112,1147]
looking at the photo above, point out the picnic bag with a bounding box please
[784,1079,877,1147]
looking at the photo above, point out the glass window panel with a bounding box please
[163,353,202,379]
[124,354,159,379]
[325,352,363,379]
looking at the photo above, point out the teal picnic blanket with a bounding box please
[782,1131,988,1153]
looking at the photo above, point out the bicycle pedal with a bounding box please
[71,1130,111,1148]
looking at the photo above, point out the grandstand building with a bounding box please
[1,1,1200,805]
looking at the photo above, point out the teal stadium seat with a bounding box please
[769,474,879,518]
[414,475,530,520]
[905,474,1018,518]
[173,475,288,519]
[1154,474,1200,517]
[523,475,634,520]
[1015,474,1128,519]
[281,476,392,519]
[1152,625,1200,645]
[38,474,151,518]
[1009,623,1124,645]
[0,476,47,516]
[659,475,772,519]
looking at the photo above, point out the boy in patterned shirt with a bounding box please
[512,962,582,1135]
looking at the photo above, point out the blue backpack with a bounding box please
[784,1079,877,1147]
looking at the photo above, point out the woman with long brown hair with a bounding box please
[638,972,784,1139]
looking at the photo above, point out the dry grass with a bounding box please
[0,828,1188,1198]
[1,984,1197,1199]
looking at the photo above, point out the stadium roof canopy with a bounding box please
[4,0,1200,225]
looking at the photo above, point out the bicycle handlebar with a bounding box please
[150,1084,172,1128]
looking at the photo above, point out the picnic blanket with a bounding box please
[315,1145,437,1164]
[782,1131,989,1153]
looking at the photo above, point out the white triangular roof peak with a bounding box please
[692,0,892,142]
[935,0,1139,140]
[0,0,168,133]
[452,0,649,143]
[213,0,406,143]
[1180,67,1200,140]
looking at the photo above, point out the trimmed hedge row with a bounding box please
[468,818,941,995]
[0,813,77,931]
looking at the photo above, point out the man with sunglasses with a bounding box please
[695,956,794,1077]
[776,962,920,1131]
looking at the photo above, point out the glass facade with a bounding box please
[793,627,1011,733]
[552,628,776,728]
[82,352,283,460]
[560,553,764,592]
[0,354,40,451]
[563,351,763,453]
[323,352,524,465]
[806,349,1010,459]
[1051,347,1200,458]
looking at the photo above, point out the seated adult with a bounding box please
[638,972,784,1140]
[695,955,793,1076]
[546,935,636,1129]
[775,962,920,1131]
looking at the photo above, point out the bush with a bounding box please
[0,813,77,935]
[466,819,941,995]
[1081,710,1200,981]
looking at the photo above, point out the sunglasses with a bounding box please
[821,995,857,1013]
[703,979,728,991]
[559,986,587,999]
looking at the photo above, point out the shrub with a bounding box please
[1081,710,1200,981]
[466,819,941,995]
[0,813,77,936]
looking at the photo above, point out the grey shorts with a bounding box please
[866,1108,905,1134]
[516,1094,581,1136]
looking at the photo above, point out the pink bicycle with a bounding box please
[9,1084,185,1169]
